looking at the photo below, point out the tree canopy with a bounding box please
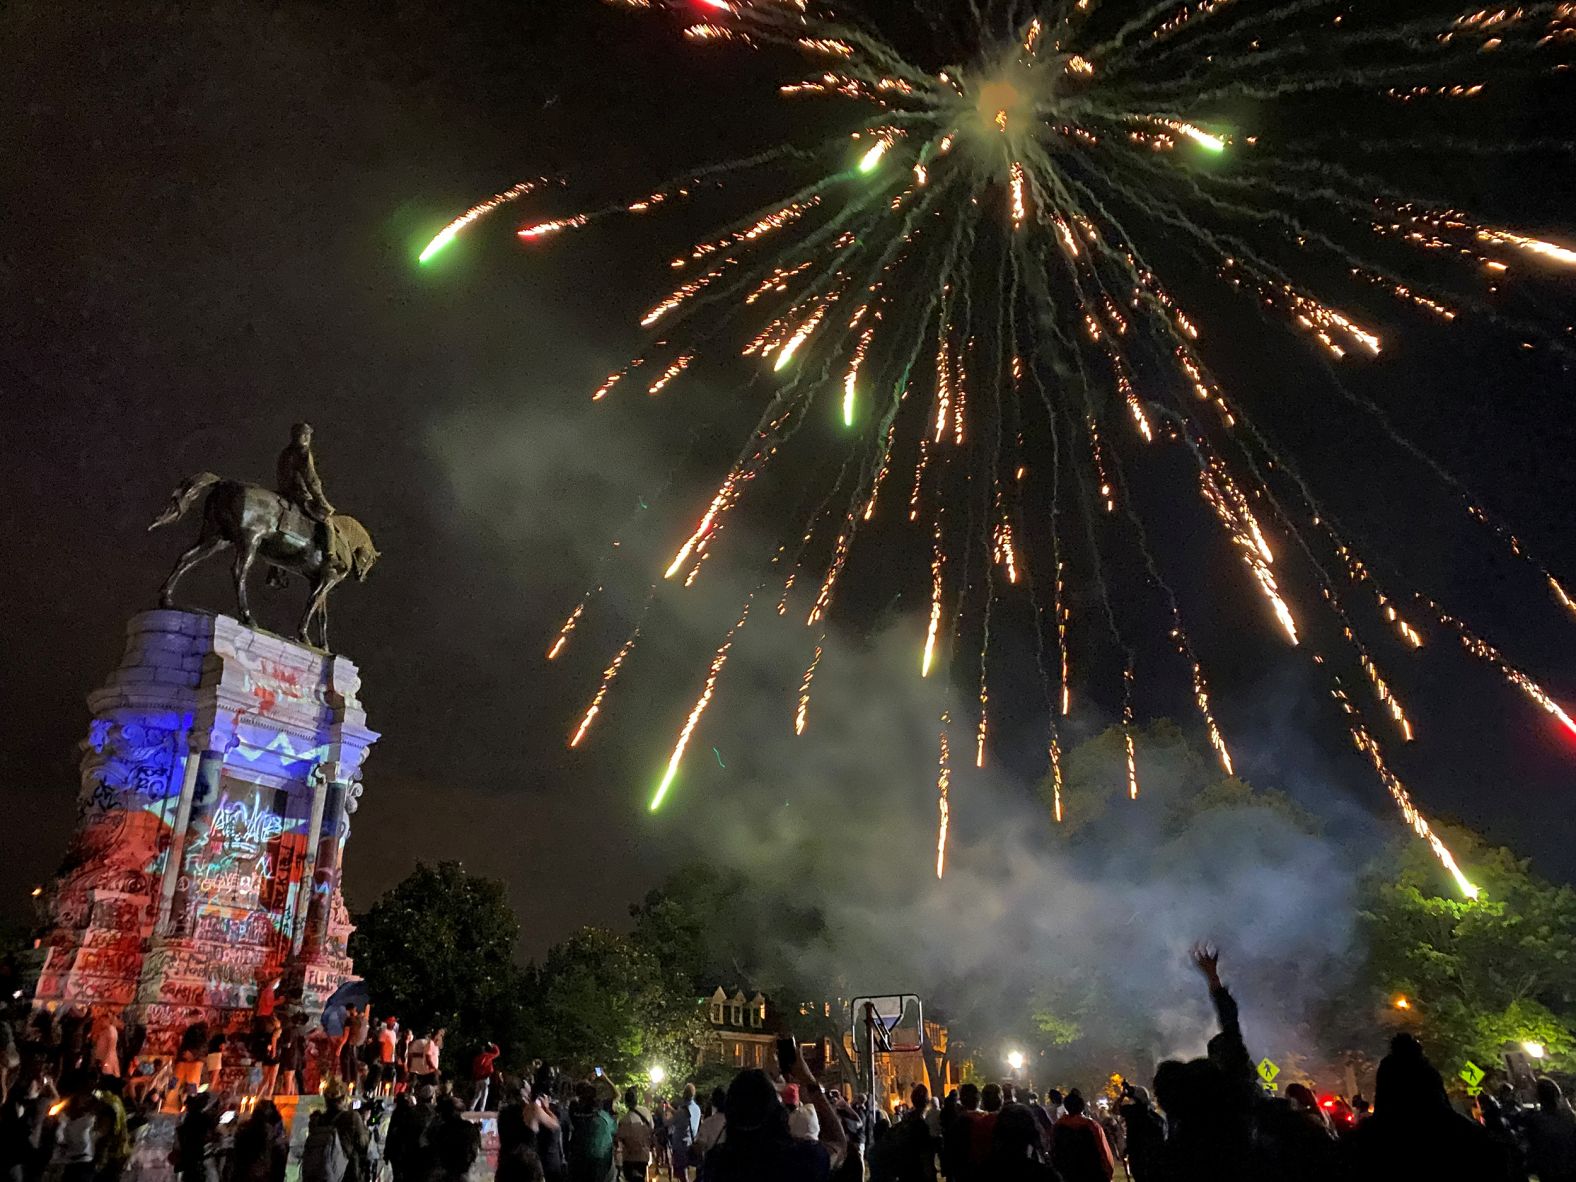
[348,860,524,1061]
[1355,825,1576,1079]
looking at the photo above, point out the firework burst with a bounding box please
[430,0,1576,893]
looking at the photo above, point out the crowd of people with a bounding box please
[7,946,1576,1182]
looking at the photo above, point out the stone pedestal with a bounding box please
[33,610,377,1052]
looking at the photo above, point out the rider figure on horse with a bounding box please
[277,422,336,526]
[271,422,337,586]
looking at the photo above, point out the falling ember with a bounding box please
[1176,122,1226,152]
[1010,162,1027,228]
[419,178,539,263]
[518,214,591,240]
[642,268,726,326]
[858,139,891,173]
[922,526,945,677]
[935,716,952,879]
[647,353,696,395]
[843,326,874,427]
[993,520,1021,584]
[1553,578,1576,620]
[1477,228,1576,268]
[794,643,824,735]
[651,600,752,812]
[1056,562,1071,716]
[1200,463,1299,645]
[1050,738,1065,823]
[1192,664,1235,776]
[1340,697,1479,899]
[569,629,641,748]
[546,599,590,661]
[976,671,989,768]
[1435,609,1576,740]
[1123,667,1139,799]
[664,469,743,578]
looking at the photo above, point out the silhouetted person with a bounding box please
[1344,1034,1516,1182]
[1525,1077,1576,1182]
[1049,1092,1112,1182]
[430,1095,481,1182]
[1152,947,1256,1182]
[1118,1085,1164,1182]
[983,1103,1061,1182]
[889,1085,939,1182]
[226,1101,286,1182]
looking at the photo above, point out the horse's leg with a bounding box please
[302,571,345,648]
[232,536,262,626]
[159,536,228,608]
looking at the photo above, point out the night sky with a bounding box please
[2,0,1573,960]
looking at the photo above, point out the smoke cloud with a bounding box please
[427,387,1373,1086]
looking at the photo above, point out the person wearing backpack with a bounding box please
[614,1088,654,1182]
[303,1082,368,1182]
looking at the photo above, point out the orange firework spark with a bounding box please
[935,715,953,879]
[1336,690,1479,898]
[1199,461,1299,645]
[1123,667,1140,799]
[569,629,641,748]
[647,352,696,395]
[518,214,590,241]
[1434,608,1576,740]
[1049,737,1065,823]
[922,522,945,677]
[794,642,824,735]
[546,599,590,661]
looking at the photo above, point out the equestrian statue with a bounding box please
[148,422,380,649]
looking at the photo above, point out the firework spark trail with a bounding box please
[935,713,952,879]
[1334,686,1480,899]
[1429,605,1576,740]
[650,597,754,812]
[794,640,825,736]
[476,0,1574,869]
[546,598,593,661]
[569,627,642,748]
[419,178,542,263]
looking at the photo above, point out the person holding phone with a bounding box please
[700,1037,846,1182]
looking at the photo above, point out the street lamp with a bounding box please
[1393,996,1410,1011]
[1007,1051,1025,1072]
[1522,1041,1547,1060]
[649,1064,668,1085]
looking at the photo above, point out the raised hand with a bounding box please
[1192,943,1222,988]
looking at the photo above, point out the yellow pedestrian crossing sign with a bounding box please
[1461,1061,1485,1095]
[1257,1058,1280,1085]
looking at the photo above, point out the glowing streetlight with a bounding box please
[1007,1050,1025,1072]
[1522,1041,1547,1060]
[1393,996,1410,1011]
[649,1064,668,1085]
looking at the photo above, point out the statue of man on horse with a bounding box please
[148,422,379,649]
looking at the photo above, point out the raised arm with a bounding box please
[789,1043,847,1170]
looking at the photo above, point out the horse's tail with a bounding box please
[147,472,222,532]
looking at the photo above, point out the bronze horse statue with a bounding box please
[149,472,379,648]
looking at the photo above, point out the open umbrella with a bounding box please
[320,978,371,1037]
